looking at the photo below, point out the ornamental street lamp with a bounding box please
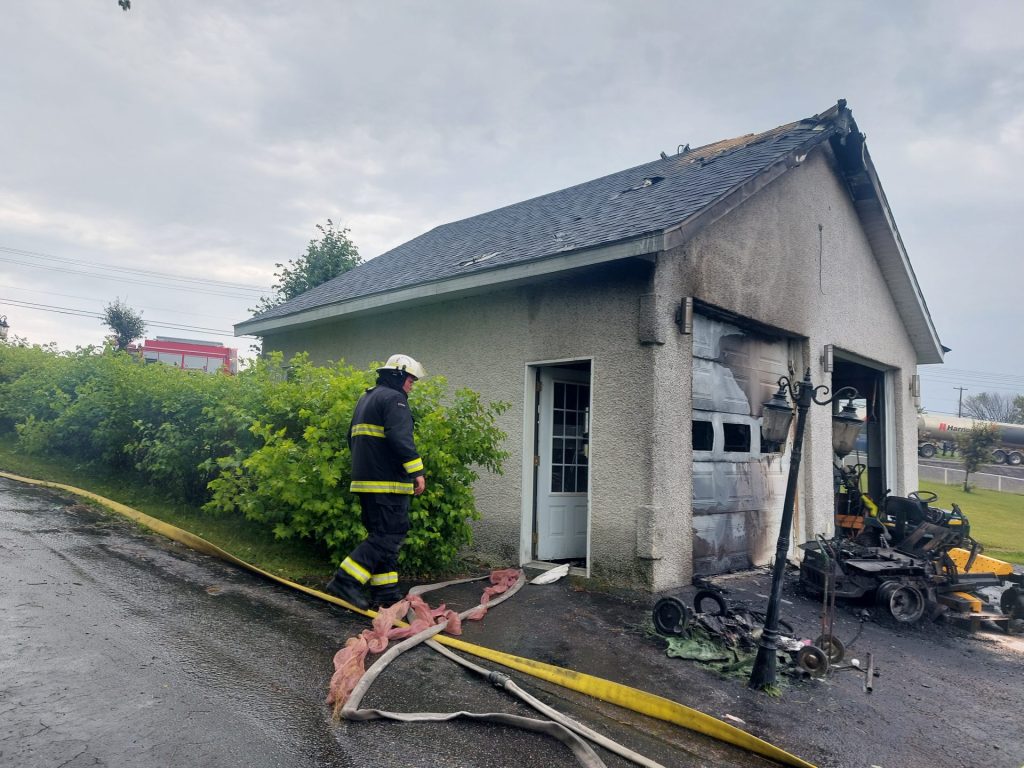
[748,368,862,690]
[0,315,8,342]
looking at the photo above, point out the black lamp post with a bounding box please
[748,368,862,690]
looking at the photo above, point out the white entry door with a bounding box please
[536,367,590,561]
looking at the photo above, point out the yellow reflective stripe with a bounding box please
[403,457,424,474]
[350,480,414,495]
[340,557,371,583]
[351,423,385,438]
[370,572,398,586]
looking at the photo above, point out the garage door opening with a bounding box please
[833,355,892,501]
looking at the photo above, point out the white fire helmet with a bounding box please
[378,354,426,380]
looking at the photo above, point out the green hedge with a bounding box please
[0,343,508,574]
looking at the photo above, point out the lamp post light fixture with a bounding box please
[748,367,862,690]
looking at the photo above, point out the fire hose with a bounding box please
[339,574,670,768]
[0,470,817,768]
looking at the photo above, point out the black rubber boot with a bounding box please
[325,572,369,610]
[370,587,405,610]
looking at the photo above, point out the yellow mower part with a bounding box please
[862,495,879,517]
[948,548,1014,577]
[943,591,983,613]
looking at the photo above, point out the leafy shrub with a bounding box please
[204,355,509,574]
[0,344,508,575]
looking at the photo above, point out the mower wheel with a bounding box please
[653,596,692,636]
[1000,587,1024,620]
[814,634,846,663]
[877,581,926,623]
[693,589,728,616]
[796,645,829,677]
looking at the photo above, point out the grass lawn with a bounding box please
[920,480,1024,565]
[0,443,336,586]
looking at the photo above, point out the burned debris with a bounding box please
[653,579,873,685]
[652,461,1021,691]
[804,462,1024,632]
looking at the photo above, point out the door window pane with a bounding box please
[565,410,577,436]
[550,381,590,493]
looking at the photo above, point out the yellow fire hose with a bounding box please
[0,470,816,768]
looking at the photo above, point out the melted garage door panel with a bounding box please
[691,314,788,575]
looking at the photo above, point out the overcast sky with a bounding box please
[2,1,1022,415]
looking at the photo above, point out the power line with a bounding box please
[919,369,1024,395]
[0,255,270,300]
[920,367,1024,385]
[0,296,253,338]
[0,282,250,324]
[923,366,1024,379]
[922,375,1024,389]
[0,244,271,292]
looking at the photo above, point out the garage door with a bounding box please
[691,314,789,575]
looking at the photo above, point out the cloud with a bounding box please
[903,107,1024,206]
[248,135,388,182]
[0,191,141,251]
[0,0,1022,407]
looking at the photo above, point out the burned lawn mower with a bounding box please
[652,580,867,682]
[800,462,1024,631]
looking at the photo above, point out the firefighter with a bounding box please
[325,354,427,610]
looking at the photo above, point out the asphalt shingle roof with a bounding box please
[248,105,842,325]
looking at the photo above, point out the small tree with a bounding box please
[956,423,998,492]
[102,299,146,351]
[962,392,1022,424]
[252,220,361,315]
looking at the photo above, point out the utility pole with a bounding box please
[954,386,968,417]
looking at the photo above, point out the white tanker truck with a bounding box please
[917,413,1024,466]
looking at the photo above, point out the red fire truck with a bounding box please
[136,337,238,375]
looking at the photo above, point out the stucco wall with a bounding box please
[260,145,924,593]
[263,259,660,588]
[653,146,921,586]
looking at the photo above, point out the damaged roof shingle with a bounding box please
[245,104,845,325]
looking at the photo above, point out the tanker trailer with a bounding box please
[917,414,1024,465]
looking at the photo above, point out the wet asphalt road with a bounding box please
[7,475,1021,768]
[0,477,701,768]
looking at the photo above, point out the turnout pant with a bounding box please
[339,495,410,591]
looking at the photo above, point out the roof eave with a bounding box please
[234,232,664,336]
